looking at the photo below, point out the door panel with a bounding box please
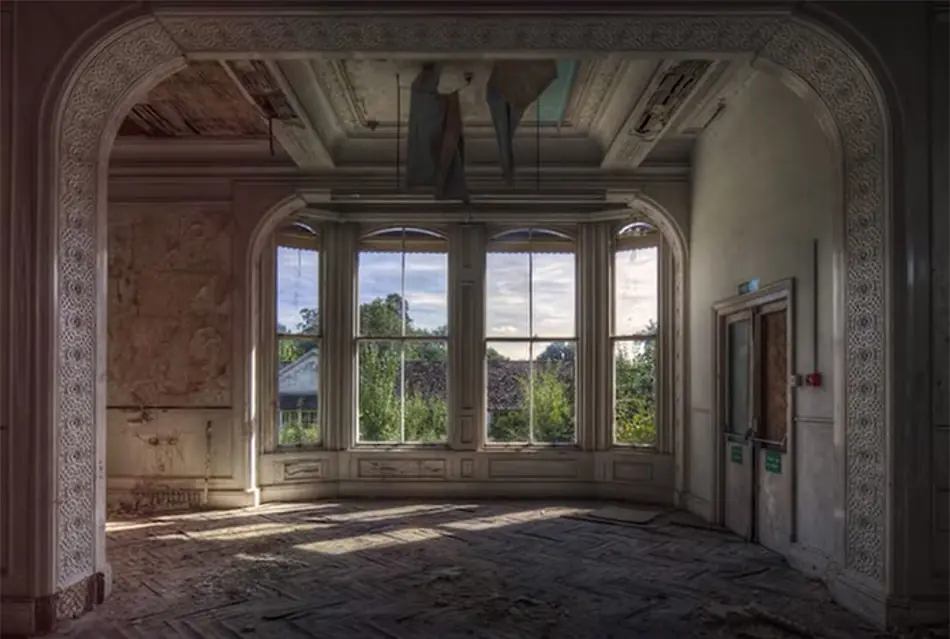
[755,305,791,552]
[756,449,790,552]
[760,309,788,444]
[723,314,754,539]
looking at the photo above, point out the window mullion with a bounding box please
[528,241,535,443]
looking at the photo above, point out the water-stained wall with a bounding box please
[106,202,241,510]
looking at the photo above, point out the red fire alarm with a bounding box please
[805,372,823,387]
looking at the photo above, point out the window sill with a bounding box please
[609,444,664,454]
[350,443,451,453]
[272,444,325,454]
[481,443,581,453]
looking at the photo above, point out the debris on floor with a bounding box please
[568,505,666,526]
[52,501,903,638]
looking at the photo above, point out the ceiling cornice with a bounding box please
[108,163,689,183]
[150,2,798,18]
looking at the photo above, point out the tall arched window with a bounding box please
[356,228,449,444]
[485,229,576,444]
[274,222,322,447]
[612,221,660,446]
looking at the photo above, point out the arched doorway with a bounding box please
[45,7,891,622]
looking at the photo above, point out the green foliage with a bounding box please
[487,367,574,443]
[282,300,657,446]
[614,322,658,445]
[357,341,402,442]
[404,392,448,442]
[277,398,320,446]
[532,369,575,443]
[537,341,575,363]
[356,294,447,442]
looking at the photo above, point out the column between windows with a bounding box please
[449,223,486,450]
[323,222,358,450]
[577,222,613,451]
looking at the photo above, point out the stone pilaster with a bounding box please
[576,222,613,451]
[449,224,486,450]
[322,222,359,451]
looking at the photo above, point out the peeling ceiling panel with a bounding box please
[120,61,268,138]
[312,58,581,132]
[225,60,300,123]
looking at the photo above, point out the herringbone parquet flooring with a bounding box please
[54,501,896,638]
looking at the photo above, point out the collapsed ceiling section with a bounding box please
[403,59,562,202]
[114,54,759,187]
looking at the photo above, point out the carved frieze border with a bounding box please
[52,11,888,593]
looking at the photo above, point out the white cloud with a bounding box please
[358,251,448,331]
[276,246,319,333]
[275,244,657,353]
[614,247,658,335]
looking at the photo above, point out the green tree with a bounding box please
[486,346,507,361]
[355,294,448,442]
[614,320,658,445]
[537,341,575,363]
[488,364,574,444]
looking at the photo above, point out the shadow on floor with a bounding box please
[54,500,915,639]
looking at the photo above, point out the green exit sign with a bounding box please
[730,444,743,463]
[765,450,783,474]
[738,279,760,295]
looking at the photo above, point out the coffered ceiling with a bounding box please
[113,54,758,174]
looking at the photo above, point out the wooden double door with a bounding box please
[718,292,792,553]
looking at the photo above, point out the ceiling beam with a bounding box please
[219,59,334,170]
[600,59,722,170]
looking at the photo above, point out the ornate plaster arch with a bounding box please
[50,9,890,599]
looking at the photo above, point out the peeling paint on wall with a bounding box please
[107,203,234,408]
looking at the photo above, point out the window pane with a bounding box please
[358,251,405,337]
[404,251,448,336]
[277,245,319,335]
[728,320,751,436]
[486,252,530,338]
[404,341,448,443]
[531,252,575,338]
[486,340,531,442]
[614,339,656,446]
[614,245,658,336]
[358,341,402,442]
[277,339,320,446]
[532,341,575,444]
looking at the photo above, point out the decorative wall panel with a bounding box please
[108,203,234,408]
[357,458,447,480]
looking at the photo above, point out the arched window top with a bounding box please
[488,227,574,253]
[618,221,657,237]
[360,226,447,253]
[277,219,321,250]
[615,220,659,251]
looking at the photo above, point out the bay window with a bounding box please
[484,229,577,445]
[274,223,322,447]
[356,228,449,444]
[612,222,660,446]
[261,212,674,457]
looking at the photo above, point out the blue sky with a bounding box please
[276,245,657,357]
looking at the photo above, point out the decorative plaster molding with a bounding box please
[602,59,715,168]
[50,9,889,614]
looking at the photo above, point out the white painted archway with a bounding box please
[47,7,891,618]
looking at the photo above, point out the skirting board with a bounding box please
[107,487,259,512]
[258,480,674,504]
[683,492,714,522]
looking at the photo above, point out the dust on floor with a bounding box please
[54,501,909,638]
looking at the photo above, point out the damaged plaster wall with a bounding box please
[106,201,239,511]
[688,72,838,564]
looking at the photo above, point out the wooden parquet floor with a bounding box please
[54,501,896,639]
